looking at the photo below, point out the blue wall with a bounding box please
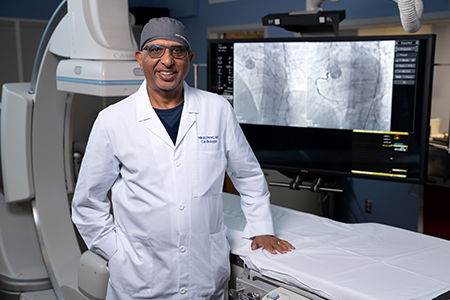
[333,178,421,230]
[5,0,443,21]
[0,0,62,20]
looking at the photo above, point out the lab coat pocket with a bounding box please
[107,230,153,298]
[193,150,227,197]
[211,228,231,289]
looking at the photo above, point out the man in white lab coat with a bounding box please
[72,17,294,300]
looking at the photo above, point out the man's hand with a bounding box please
[251,235,295,254]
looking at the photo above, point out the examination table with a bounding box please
[222,193,450,300]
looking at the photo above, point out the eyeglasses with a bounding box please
[142,45,188,59]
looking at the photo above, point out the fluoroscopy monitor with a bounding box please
[207,35,436,184]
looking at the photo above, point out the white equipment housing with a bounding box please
[56,59,143,97]
[1,84,34,203]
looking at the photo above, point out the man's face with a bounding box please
[136,39,194,96]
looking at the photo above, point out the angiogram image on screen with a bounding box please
[233,41,396,131]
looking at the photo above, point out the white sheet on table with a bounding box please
[223,193,450,300]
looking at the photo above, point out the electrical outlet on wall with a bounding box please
[365,199,373,214]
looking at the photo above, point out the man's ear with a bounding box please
[135,51,143,69]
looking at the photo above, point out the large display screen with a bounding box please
[207,35,435,184]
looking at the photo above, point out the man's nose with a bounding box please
[160,48,174,66]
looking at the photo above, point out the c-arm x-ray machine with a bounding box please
[0,0,143,299]
[0,0,424,299]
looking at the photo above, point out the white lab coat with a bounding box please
[72,81,274,299]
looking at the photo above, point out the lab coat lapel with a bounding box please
[146,115,175,149]
[135,81,175,149]
[176,83,198,147]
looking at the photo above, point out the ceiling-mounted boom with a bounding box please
[393,0,423,33]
